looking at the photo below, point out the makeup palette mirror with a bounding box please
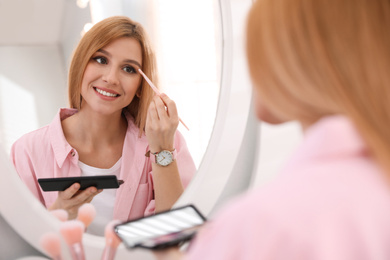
[0,0,256,258]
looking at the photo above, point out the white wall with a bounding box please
[0,45,67,154]
[252,121,303,188]
[60,0,92,68]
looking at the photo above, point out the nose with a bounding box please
[102,66,119,85]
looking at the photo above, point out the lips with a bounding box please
[93,87,119,97]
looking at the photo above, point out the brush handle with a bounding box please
[70,243,86,260]
[101,246,116,260]
[179,118,189,131]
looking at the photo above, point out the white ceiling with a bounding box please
[0,0,65,45]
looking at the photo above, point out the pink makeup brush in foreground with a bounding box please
[40,232,63,260]
[101,220,122,260]
[138,68,190,131]
[77,203,96,229]
[60,220,86,260]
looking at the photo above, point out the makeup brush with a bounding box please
[50,209,69,222]
[138,68,190,131]
[77,203,96,229]
[59,220,86,260]
[40,232,63,260]
[101,220,122,260]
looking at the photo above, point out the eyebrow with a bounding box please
[96,49,142,69]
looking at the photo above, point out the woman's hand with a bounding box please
[145,93,179,153]
[48,183,101,219]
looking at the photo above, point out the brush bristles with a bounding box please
[59,220,85,245]
[77,203,96,228]
[40,232,61,257]
[105,220,122,248]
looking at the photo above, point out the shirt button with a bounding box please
[71,150,76,157]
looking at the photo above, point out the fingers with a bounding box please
[154,97,168,120]
[59,183,98,201]
[55,185,101,219]
[71,187,100,205]
[147,97,160,122]
[146,94,179,152]
[60,183,81,200]
[148,94,179,124]
[146,94,179,134]
[159,93,179,121]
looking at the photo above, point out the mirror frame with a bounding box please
[0,0,256,258]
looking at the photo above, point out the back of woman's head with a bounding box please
[246,0,390,173]
[68,16,157,135]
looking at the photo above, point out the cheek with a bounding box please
[253,89,286,125]
[123,78,142,102]
[81,66,94,88]
[125,76,142,94]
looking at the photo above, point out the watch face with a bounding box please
[156,150,173,166]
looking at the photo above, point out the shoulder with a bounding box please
[10,125,54,170]
[209,148,390,222]
[12,108,72,153]
[12,125,51,153]
[187,191,287,259]
[189,163,390,258]
[217,155,390,236]
[11,109,67,156]
[253,157,389,217]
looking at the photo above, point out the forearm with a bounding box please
[152,161,184,212]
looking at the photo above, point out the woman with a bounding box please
[10,16,195,235]
[155,0,390,259]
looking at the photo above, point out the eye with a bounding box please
[93,56,107,64]
[123,65,136,74]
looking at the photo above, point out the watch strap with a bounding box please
[146,149,177,164]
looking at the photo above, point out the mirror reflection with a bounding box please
[0,0,221,237]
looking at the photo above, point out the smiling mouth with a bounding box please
[94,87,119,97]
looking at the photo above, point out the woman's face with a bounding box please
[80,37,143,116]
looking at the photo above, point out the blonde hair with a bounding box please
[68,16,157,136]
[247,0,390,173]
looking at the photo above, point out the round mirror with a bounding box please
[0,0,255,258]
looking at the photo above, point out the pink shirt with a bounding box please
[186,116,390,260]
[10,108,196,221]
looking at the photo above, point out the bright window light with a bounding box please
[0,75,38,153]
[77,0,90,9]
[152,0,220,167]
[81,22,94,36]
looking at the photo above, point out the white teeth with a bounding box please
[95,88,118,97]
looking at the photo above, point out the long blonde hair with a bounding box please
[68,16,157,136]
[246,0,390,173]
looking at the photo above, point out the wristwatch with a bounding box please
[148,149,177,166]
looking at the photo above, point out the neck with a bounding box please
[299,117,322,133]
[62,108,127,147]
